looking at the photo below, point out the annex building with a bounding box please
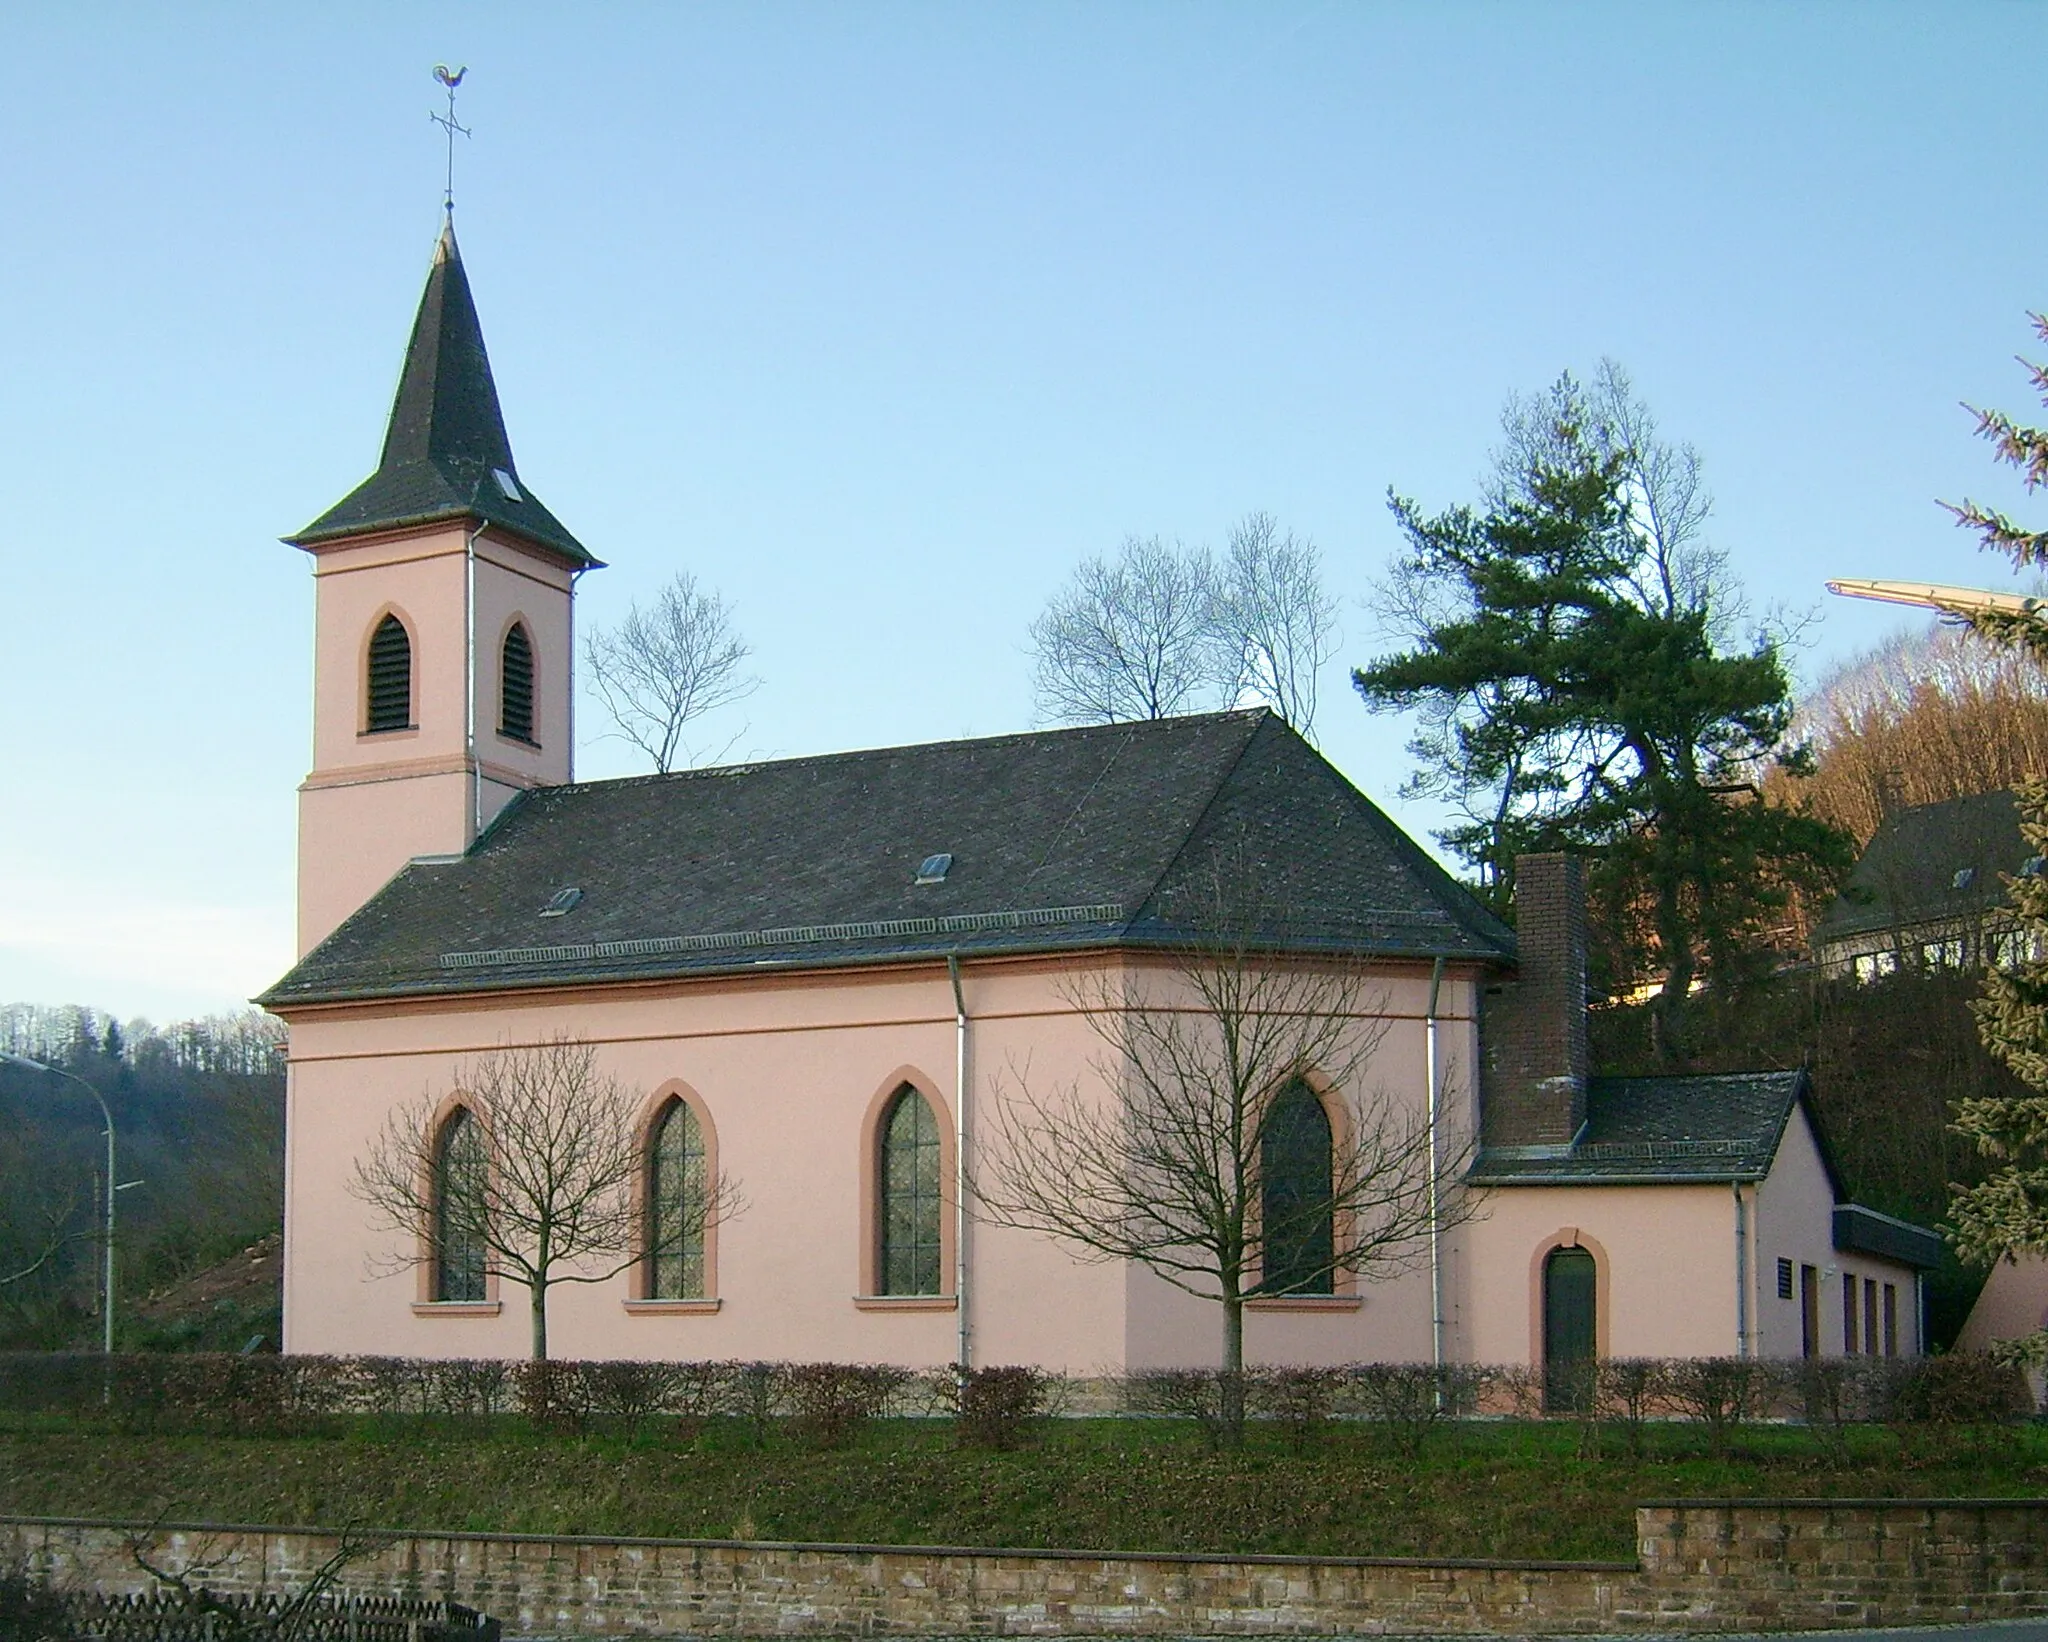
[262,223,1936,1375]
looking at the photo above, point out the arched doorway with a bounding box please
[1542,1244,1597,1413]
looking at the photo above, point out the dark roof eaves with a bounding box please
[259,920,1505,1011]
[284,504,602,570]
[1468,1165,1766,1187]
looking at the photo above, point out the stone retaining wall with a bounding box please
[4,1501,2044,1636]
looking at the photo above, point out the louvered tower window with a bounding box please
[365,615,413,733]
[500,622,536,744]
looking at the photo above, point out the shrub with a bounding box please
[1665,1356,1775,1454]
[947,1365,1050,1450]
[1256,1367,1339,1450]
[1339,1363,1476,1458]
[0,1568,79,1642]
[780,1363,908,1448]
[1883,1351,2033,1425]
[1121,1369,1250,1450]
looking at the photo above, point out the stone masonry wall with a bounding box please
[4,1501,2046,1636]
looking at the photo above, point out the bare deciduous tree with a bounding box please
[973,885,1469,1440]
[1029,535,1220,724]
[1030,519,1339,738]
[1217,511,1339,738]
[350,1038,741,1359]
[586,573,760,772]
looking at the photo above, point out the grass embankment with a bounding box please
[5,1416,2045,1563]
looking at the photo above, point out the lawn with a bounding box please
[4,1415,2043,1562]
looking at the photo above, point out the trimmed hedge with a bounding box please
[0,1352,2029,1448]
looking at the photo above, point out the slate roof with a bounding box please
[285,223,599,568]
[1816,789,2030,947]
[1468,1069,1825,1187]
[260,710,1515,1007]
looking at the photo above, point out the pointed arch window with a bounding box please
[366,614,414,734]
[432,1106,488,1302]
[879,1085,942,1296]
[499,622,536,744]
[646,1097,707,1299]
[1260,1079,1335,1296]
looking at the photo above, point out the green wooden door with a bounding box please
[1542,1246,1597,1413]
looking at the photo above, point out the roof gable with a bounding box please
[1818,789,2029,944]
[261,711,1512,1007]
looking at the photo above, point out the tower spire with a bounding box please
[285,219,598,567]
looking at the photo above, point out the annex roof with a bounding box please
[1816,789,2029,947]
[260,710,1515,1007]
[285,223,599,568]
[1469,1069,1821,1187]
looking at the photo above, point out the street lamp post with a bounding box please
[2,1052,119,1354]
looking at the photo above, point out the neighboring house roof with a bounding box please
[260,710,1516,1007]
[1469,1069,1821,1187]
[284,223,599,568]
[1816,789,2030,948]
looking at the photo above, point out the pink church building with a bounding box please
[261,224,1937,1376]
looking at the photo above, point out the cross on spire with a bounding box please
[431,64,470,218]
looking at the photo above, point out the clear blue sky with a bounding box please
[3,3,2044,1022]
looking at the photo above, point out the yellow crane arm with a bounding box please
[1824,578,2044,620]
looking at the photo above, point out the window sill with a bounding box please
[1244,1294,1362,1312]
[853,1295,957,1312]
[623,1298,722,1316]
[496,732,541,750]
[411,1301,501,1317]
[359,727,419,740]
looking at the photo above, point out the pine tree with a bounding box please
[1946,314,2048,665]
[1949,778,2048,1266]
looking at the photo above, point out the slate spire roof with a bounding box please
[286,222,600,567]
[261,710,1516,1007]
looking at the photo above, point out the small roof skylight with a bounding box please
[914,853,954,885]
[539,886,583,917]
[492,467,523,502]
[1952,867,1977,891]
[2026,856,2046,879]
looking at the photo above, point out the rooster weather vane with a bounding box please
[431,65,470,218]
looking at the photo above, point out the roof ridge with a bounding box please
[543,710,1275,798]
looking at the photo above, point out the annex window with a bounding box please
[878,1085,942,1296]
[1800,1264,1820,1359]
[499,622,536,744]
[433,1106,488,1303]
[1775,1257,1794,1300]
[1542,1245,1597,1414]
[1843,1271,1859,1354]
[1883,1282,1899,1357]
[1864,1276,1879,1355]
[646,1097,707,1300]
[1260,1079,1335,1296]
[366,614,413,733]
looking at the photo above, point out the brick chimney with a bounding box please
[1480,853,1589,1149]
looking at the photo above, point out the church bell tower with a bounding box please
[287,223,602,956]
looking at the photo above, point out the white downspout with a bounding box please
[1426,956,1445,1372]
[948,953,970,1377]
[1733,1182,1750,1357]
[567,564,586,782]
[464,522,484,841]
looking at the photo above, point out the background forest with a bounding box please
[0,1005,284,1352]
